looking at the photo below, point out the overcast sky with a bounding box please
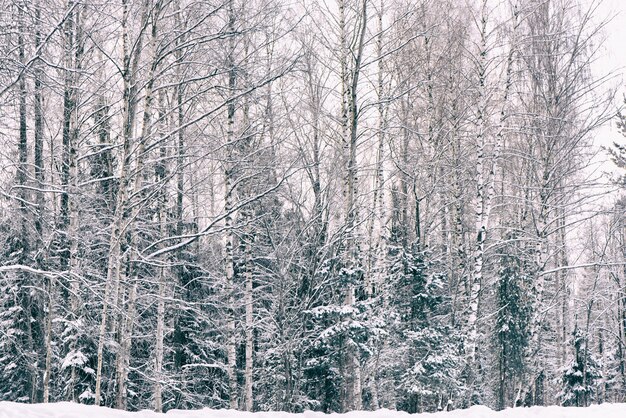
[597,0,626,78]
[593,0,626,149]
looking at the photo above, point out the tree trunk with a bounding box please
[94,0,151,405]
[154,267,166,412]
[244,242,253,411]
[225,1,238,408]
[115,283,137,410]
[33,0,45,240]
[466,0,489,370]
[154,73,168,416]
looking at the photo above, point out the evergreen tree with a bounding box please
[494,244,530,410]
[388,241,463,413]
[559,325,602,407]
[304,272,382,412]
[0,220,44,403]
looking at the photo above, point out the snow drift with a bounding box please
[1,403,625,418]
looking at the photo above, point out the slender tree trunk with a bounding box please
[244,242,253,411]
[467,0,518,370]
[154,82,168,416]
[557,206,569,368]
[17,0,27,231]
[34,1,52,401]
[118,2,161,408]
[339,0,368,409]
[154,265,166,412]
[225,1,238,408]
[466,0,489,369]
[242,58,254,411]
[43,277,53,403]
[115,283,137,410]
[68,3,83,402]
[94,0,150,405]
[34,0,45,239]
[16,1,39,402]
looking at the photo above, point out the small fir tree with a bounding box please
[559,325,601,407]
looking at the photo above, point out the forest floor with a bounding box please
[0,402,625,418]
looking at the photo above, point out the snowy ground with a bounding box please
[1,403,626,418]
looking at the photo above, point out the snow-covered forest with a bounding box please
[0,0,623,414]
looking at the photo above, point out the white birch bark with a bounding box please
[154,83,168,416]
[466,0,490,366]
[466,0,519,365]
[94,0,151,405]
[117,1,161,407]
[225,1,238,408]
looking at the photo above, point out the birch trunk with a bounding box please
[154,83,168,416]
[365,0,386,300]
[225,1,238,408]
[466,0,489,366]
[467,0,518,365]
[118,2,161,407]
[344,0,368,410]
[339,0,353,409]
[94,0,150,405]
[69,3,83,402]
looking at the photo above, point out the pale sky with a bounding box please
[593,0,626,150]
[597,0,626,79]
